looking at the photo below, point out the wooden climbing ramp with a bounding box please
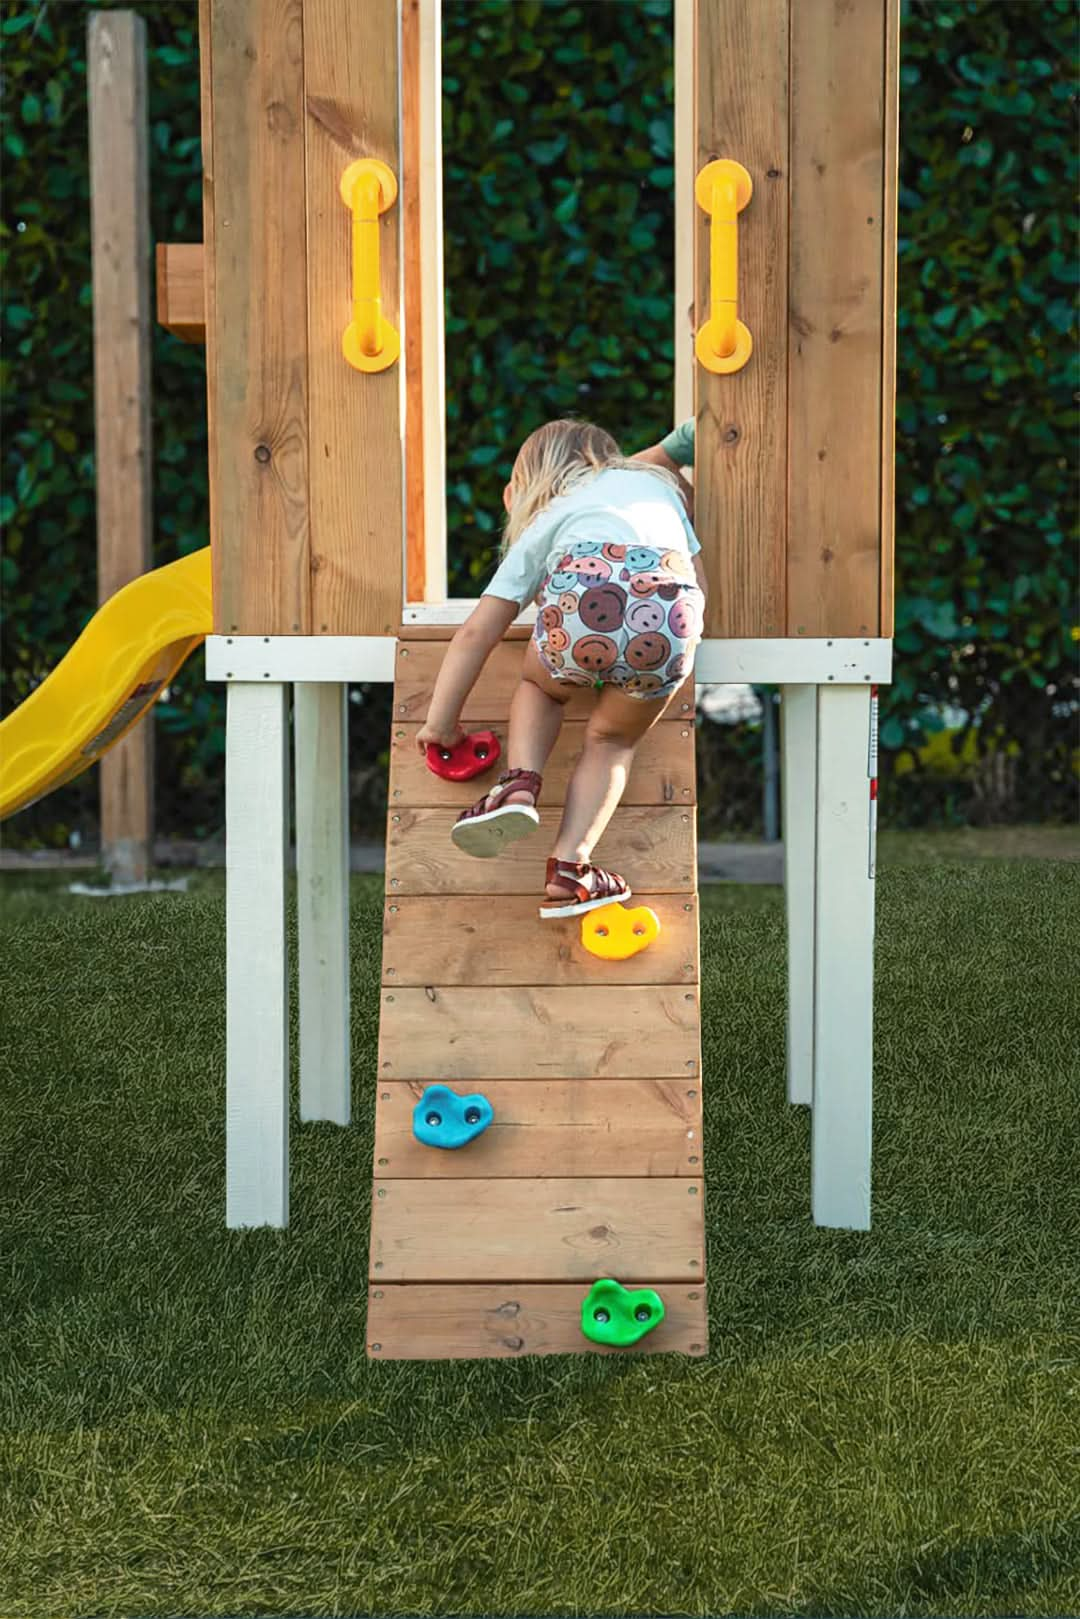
[366,627,708,1360]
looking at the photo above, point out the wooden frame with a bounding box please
[88,11,153,883]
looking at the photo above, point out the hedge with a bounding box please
[1,0,1076,846]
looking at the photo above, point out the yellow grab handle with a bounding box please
[694,159,753,374]
[340,158,400,373]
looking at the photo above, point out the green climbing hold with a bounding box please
[580,1278,665,1347]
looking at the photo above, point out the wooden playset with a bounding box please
[0,0,900,1360]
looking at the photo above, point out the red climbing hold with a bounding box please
[425,729,501,783]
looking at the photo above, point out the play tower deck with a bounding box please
[185,0,899,1360]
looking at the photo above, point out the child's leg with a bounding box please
[547,685,672,896]
[481,640,572,808]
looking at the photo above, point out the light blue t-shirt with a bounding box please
[485,467,701,609]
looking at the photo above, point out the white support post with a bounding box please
[295,683,351,1125]
[780,684,818,1107]
[811,684,875,1230]
[225,682,291,1229]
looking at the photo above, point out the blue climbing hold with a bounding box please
[412,1084,493,1149]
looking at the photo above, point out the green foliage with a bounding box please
[441,0,676,587]
[886,0,1078,822]
[1,0,1075,846]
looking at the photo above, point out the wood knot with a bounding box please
[253,444,271,464]
[766,167,782,179]
[722,425,740,445]
[501,1335,525,1352]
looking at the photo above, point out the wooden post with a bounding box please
[673,0,695,430]
[87,12,153,883]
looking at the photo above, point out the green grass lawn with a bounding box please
[1,856,1078,1617]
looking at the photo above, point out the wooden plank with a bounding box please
[386,806,696,896]
[304,0,402,637]
[87,11,153,883]
[397,622,533,642]
[208,0,310,635]
[366,1282,708,1359]
[786,0,884,638]
[394,639,696,722]
[378,986,701,1080]
[401,0,425,603]
[417,0,447,602]
[369,1178,705,1282]
[674,0,695,429]
[197,0,218,566]
[154,242,205,342]
[374,1080,702,1178]
[382,893,699,987]
[695,0,788,637]
[880,0,900,638]
[388,719,696,808]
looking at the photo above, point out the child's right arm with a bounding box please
[415,594,519,755]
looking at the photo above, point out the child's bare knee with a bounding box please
[585,714,634,749]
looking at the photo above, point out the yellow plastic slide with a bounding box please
[0,548,212,821]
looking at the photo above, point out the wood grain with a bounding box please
[695,0,789,637]
[303,0,403,636]
[373,1080,702,1178]
[154,242,205,343]
[377,986,701,1080]
[207,0,310,635]
[385,806,696,896]
[366,1282,708,1359]
[369,1178,705,1282]
[197,0,218,568]
[401,0,425,604]
[381,894,699,987]
[388,720,696,808]
[786,0,884,637]
[88,12,153,881]
[880,0,901,638]
[393,639,696,723]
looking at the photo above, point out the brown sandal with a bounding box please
[450,769,542,859]
[538,856,631,919]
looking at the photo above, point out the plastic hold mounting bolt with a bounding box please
[425,730,502,783]
[581,901,661,960]
[412,1084,493,1149]
[581,1278,666,1347]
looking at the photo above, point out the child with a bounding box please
[633,419,695,517]
[416,419,706,919]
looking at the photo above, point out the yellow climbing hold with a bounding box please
[581,901,661,961]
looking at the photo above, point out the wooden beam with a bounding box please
[786,0,886,637]
[880,0,901,637]
[155,242,205,343]
[366,1283,708,1359]
[694,0,789,638]
[204,0,311,636]
[303,0,403,636]
[88,10,153,883]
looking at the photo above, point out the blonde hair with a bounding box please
[502,418,681,550]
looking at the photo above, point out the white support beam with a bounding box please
[206,636,397,684]
[811,683,875,1230]
[225,682,291,1229]
[780,685,817,1107]
[295,683,351,1126]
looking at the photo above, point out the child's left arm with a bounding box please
[415,594,519,754]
